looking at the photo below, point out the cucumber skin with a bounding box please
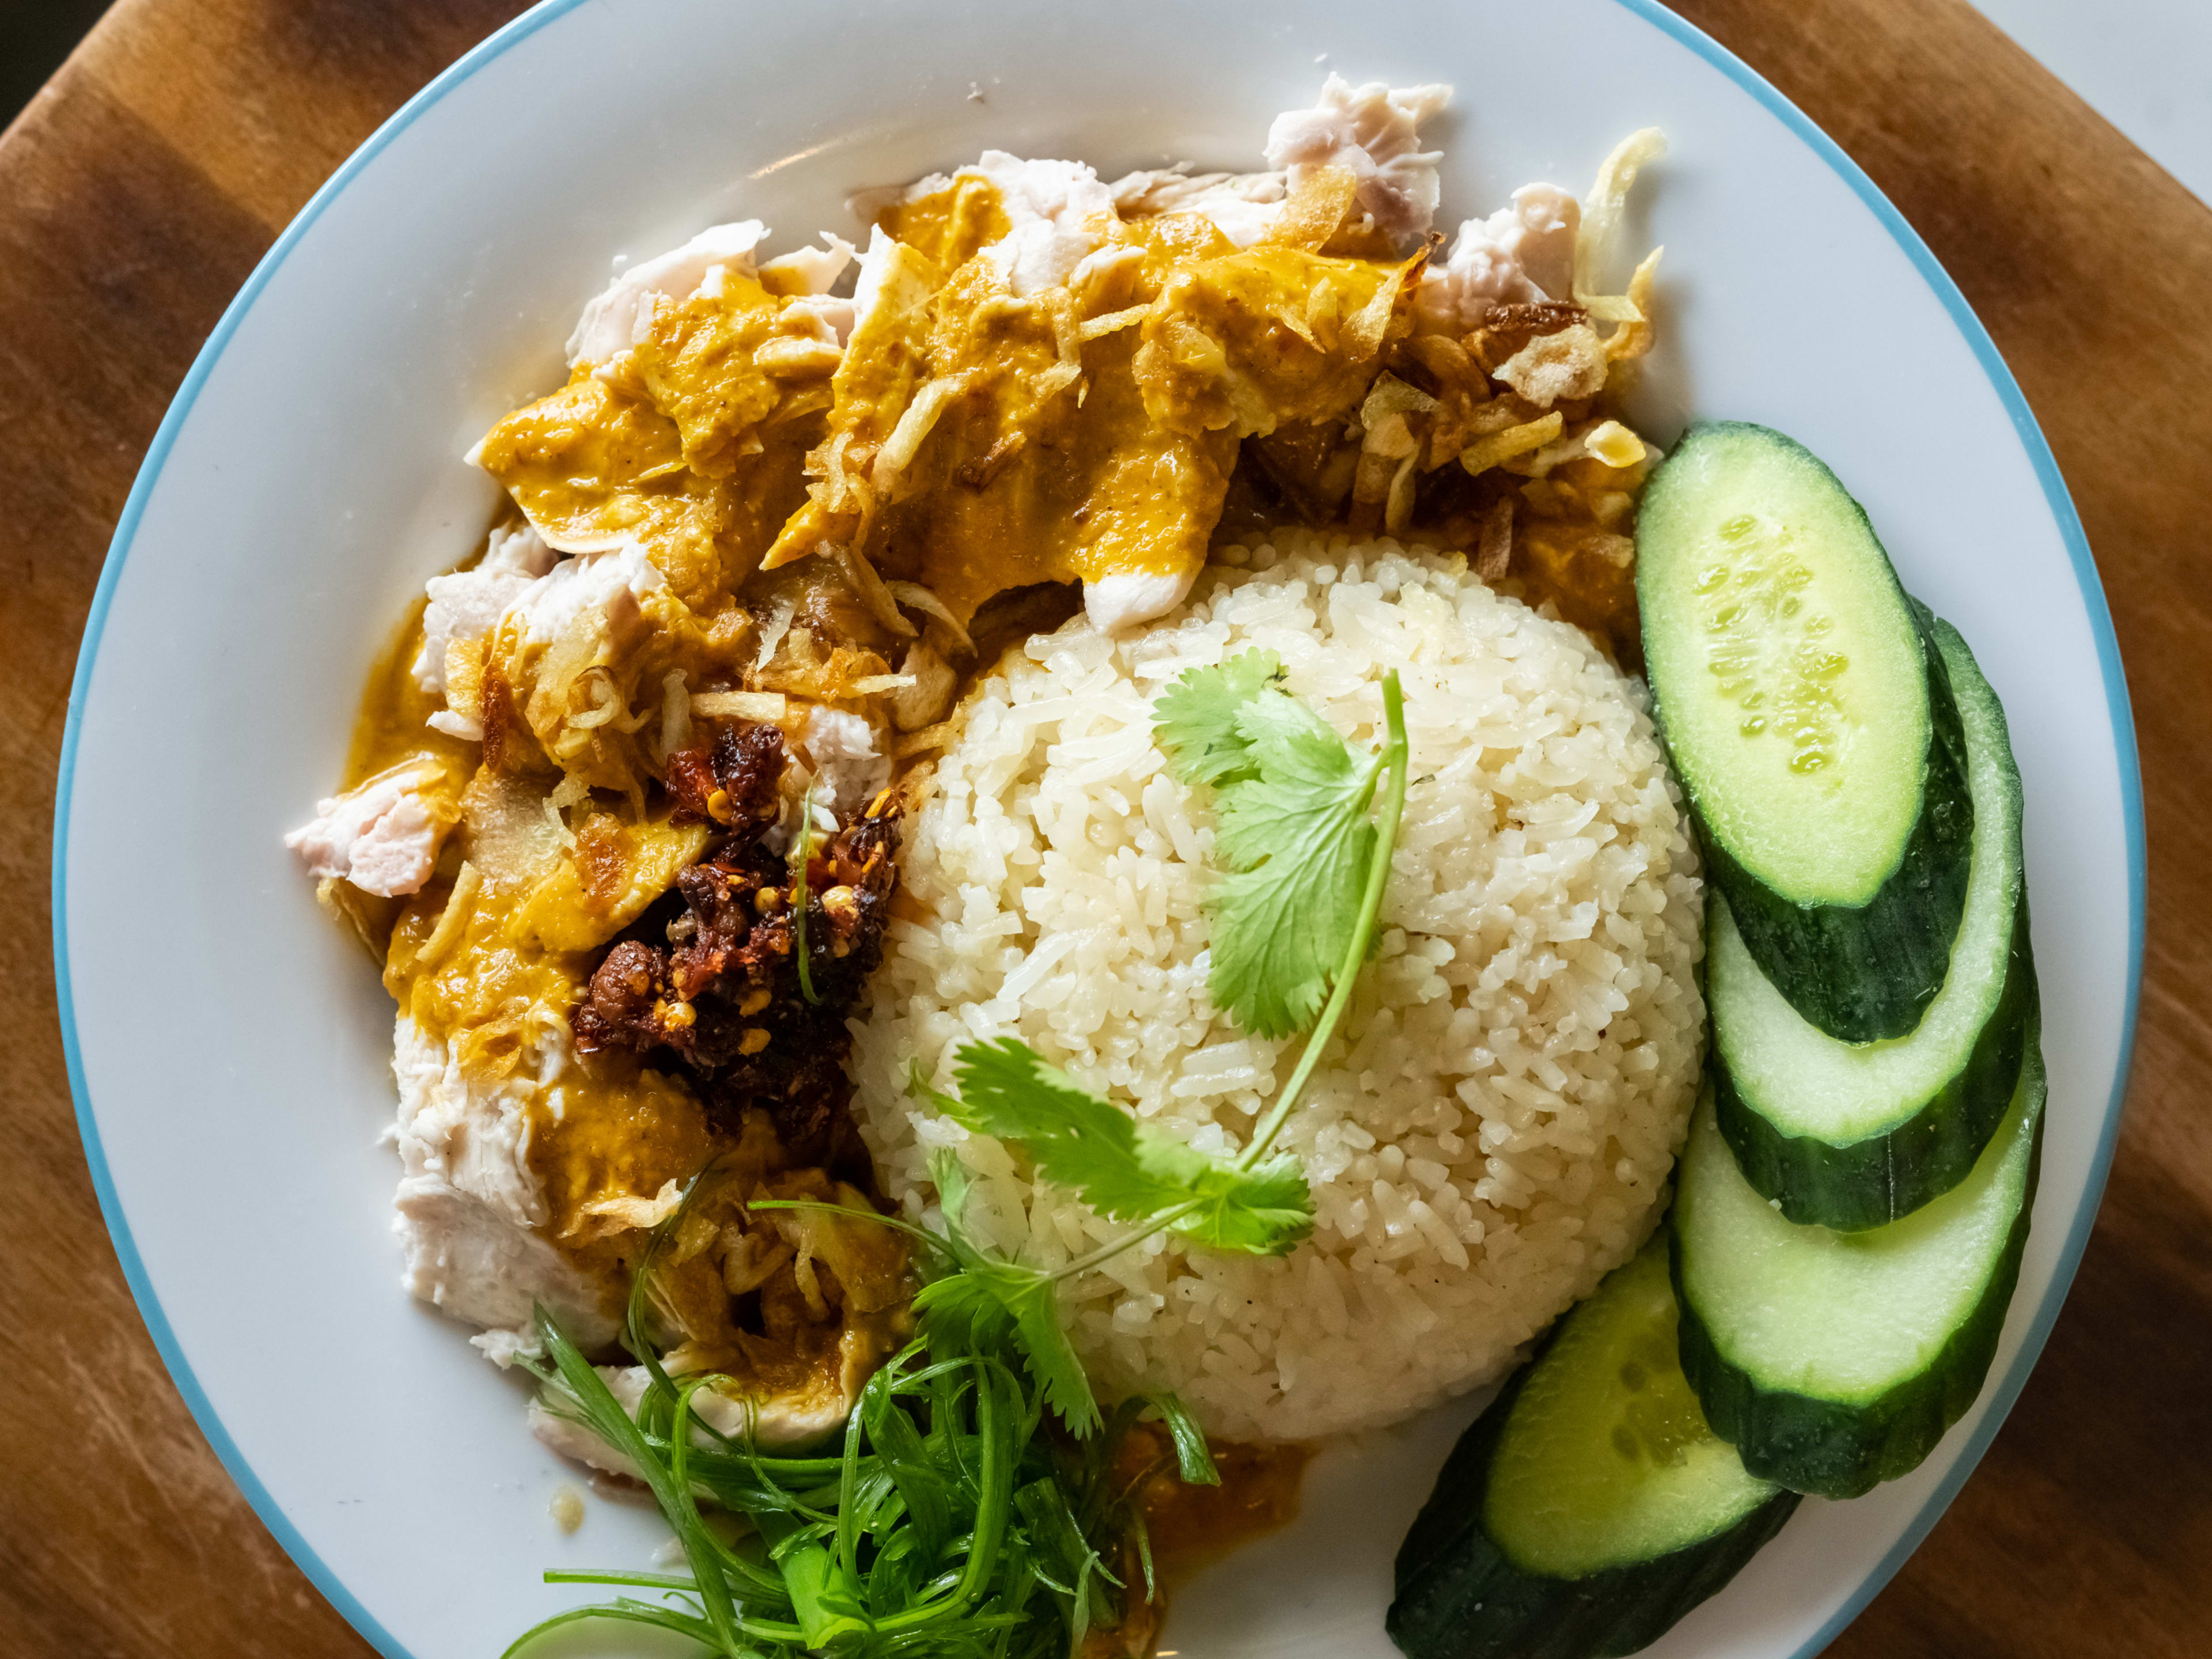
[1714,907,2037,1231]
[1640,424,1975,1041]
[1389,1356,1800,1659]
[1695,619,1976,1043]
[1671,1105,2043,1501]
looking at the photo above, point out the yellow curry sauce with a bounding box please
[342,601,719,1275]
[1141,1437,1313,1584]
[1080,1432,1315,1657]
[467,165,1646,659]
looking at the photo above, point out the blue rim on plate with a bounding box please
[51,2,2144,1655]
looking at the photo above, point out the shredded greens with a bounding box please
[514,665,1407,1656]
[515,1158,1213,1658]
[904,1152,1100,1437]
[519,1307,1161,1658]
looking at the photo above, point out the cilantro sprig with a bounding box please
[1200,661,1411,1170]
[1155,650,1396,1039]
[906,664,1408,1433]
[922,1041,1314,1257]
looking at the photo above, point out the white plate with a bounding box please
[54,2,2142,1656]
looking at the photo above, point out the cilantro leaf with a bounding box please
[1153,650,1285,786]
[918,1149,1100,1435]
[937,1041,1183,1224]
[925,1136,974,1226]
[1206,690,1382,1038]
[935,1039,1313,1256]
[1153,655,1390,1039]
[1166,1152,1313,1256]
[915,1264,1097,1435]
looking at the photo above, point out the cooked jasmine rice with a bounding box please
[849,531,1704,1441]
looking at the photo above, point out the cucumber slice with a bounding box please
[1639,423,1974,1040]
[1710,611,2034,1229]
[1389,1240,1798,1659]
[1673,1036,2044,1499]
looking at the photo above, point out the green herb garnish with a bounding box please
[906,1151,1100,1437]
[1156,651,1400,1039]
[907,665,1409,1429]
[1150,645,1287,786]
[921,1041,1313,1257]
[515,1156,1211,1658]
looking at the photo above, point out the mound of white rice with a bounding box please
[849,531,1705,1442]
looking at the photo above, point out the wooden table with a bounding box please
[3,1,2205,1653]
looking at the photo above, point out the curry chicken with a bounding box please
[288,77,1663,1464]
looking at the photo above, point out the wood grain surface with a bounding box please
[2,2,2203,1654]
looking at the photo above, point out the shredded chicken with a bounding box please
[1416,184,1580,332]
[286,757,457,898]
[1264,75,1451,246]
[567,219,769,366]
